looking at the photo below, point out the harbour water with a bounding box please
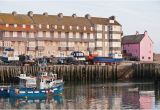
[0,81,160,109]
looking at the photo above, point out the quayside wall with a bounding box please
[0,63,159,83]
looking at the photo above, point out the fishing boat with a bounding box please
[9,71,64,98]
[0,86,10,97]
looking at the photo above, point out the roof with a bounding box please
[122,34,144,44]
[0,13,34,25]
[0,12,121,25]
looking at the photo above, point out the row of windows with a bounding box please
[4,24,121,32]
[5,24,93,31]
[4,31,121,41]
[4,31,95,39]
[97,25,122,31]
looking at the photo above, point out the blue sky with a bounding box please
[0,0,160,53]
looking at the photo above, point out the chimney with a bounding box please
[144,30,148,36]
[28,11,33,17]
[43,12,48,16]
[58,13,63,18]
[136,31,139,36]
[72,13,77,18]
[109,16,116,20]
[85,14,91,19]
[12,11,17,16]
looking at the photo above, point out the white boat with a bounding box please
[9,71,64,98]
[0,48,19,63]
[17,72,63,88]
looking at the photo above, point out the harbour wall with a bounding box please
[0,63,159,83]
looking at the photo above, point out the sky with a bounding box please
[0,0,160,53]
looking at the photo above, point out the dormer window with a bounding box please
[22,24,26,28]
[62,25,64,29]
[55,25,57,29]
[76,26,79,30]
[30,25,34,29]
[90,27,93,31]
[69,26,72,30]
[39,24,42,28]
[6,24,9,27]
[84,26,86,30]
[14,24,17,28]
[46,25,49,29]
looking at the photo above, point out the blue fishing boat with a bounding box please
[9,71,64,98]
[0,86,10,97]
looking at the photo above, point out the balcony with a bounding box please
[67,47,75,51]
[58,47,67,51]
[58,47,75,51]
[36,46,45,51]
[27,47,36,51]
[95,47,103,50]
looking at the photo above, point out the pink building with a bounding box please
[122,31,153,61]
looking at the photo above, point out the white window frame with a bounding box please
[13,32,17,37]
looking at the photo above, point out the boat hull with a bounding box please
[9,83,64,98]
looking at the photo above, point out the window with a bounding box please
[29,32,34,38]
[69,26,72,30]
[6,24,9,27]
[75,32,79,38]
[39,24,42,28]
[61,32,65,38]
[60,42,67,47]
[22,24,26,28]
[30,25,34,29]
[62,25,65,29]
[55,25,57,29]
[46,25,49,29]
[43,31,46,37]
[69,32,73,38]
[105,34,108,39]
[148,57,151,59]
[90,27,93,31]
[22,32,26,37]
[142,56,144,59]
[84,26,86,30]
[96,41,102,47]
[54,32,58,38]
[105,26,108,31]
[5,32,9,37]
[90,34,94,39]
[76,26,79,30]
[83,33,87,39]
[14,24,17,28]
[97,33,102,39]
[96,24,102,31]
[38,31,43,37]
[13,32,17,37]
[46,32,50,37]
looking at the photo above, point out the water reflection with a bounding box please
[0,82,160,109]
[0,95,63,109]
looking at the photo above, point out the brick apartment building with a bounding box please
[0,11,122,58]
